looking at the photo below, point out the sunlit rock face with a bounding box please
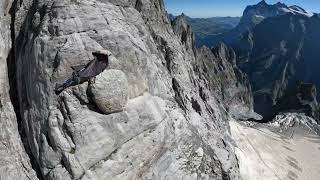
[10,0,260,179]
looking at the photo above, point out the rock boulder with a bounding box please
[90,69,129,114]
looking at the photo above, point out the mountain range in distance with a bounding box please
[170,0,320,122]
[171,0,315,48]
[168,13,240,47]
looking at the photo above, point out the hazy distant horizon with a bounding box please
[164,0,320,18]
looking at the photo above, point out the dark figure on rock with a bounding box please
[55,50,111,95]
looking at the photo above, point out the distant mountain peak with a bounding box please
[240,1,311,29]
[275,2,287,8]
[257,0,268,6]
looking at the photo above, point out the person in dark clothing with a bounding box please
[55,50,111,95]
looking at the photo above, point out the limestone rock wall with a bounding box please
[6,0,257,179]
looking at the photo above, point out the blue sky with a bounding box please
[164,0,320,17]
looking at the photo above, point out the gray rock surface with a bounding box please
[196,44,261,121]
[8,0,256,179]
[269,113,320,135]
[171,13,196,53]
[0,1,39,179]
[90,69,129,114]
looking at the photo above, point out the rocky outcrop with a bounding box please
[90,69,129,114]
[4,0,262,179]
[269,113,320,135]
[171,13,196,54]
[234,13,320,121]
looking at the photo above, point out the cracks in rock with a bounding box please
[7,1,44,179]
[44,129,55,152]
[164,46,174,73]
[96,3,110,25]
[78,114,168,179]
[58,95,76,147]
[135,142,167,179]
[172,78,187,113]
[51,38,68,78]
[134,0,143,12]
[60,157,73,178]
[149,30,173,74]
[221,168,231,180]
[191,98,202,115]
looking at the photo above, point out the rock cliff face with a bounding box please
[0,1,38,179]
[275,83,319,122]
[171,13,196,54]
[234,13,320,120]
[0,0,258,179]
[171,15,258,121]
[196,44,260,121]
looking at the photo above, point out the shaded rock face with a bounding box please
[275,83,319,122]
[234,13,320,121]
[196,44,261,121]
[6,0,261,179]
[0,1,39,179]
[200,0,310,47]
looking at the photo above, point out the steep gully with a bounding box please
[7,0,43,179]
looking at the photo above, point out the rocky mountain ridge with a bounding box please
[169,13,240,47]
[198,0,311,47]
[234,12,320,121]
[173,1,320,123]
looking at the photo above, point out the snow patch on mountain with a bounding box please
[281,5,313,17]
